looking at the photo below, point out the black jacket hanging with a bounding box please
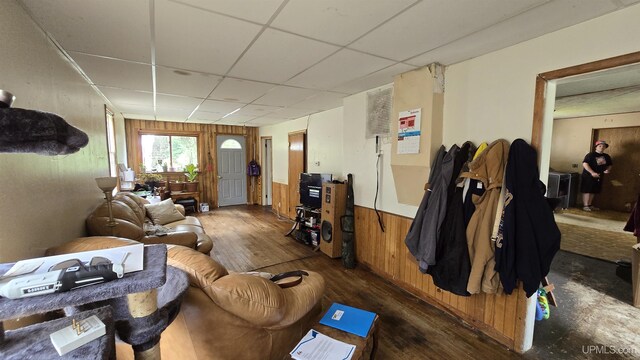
[495,139,561,297]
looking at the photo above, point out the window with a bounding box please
[220,139,242,149]
[141,133,198,172]
[105,107,117,177]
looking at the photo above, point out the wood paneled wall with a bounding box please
[124,119,261,207]
[271,182,290,217]
[353,205,528,351]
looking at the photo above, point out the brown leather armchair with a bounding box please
[86,192,213,254]
[46,237,325,360]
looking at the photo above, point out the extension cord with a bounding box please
[50,315,106,356]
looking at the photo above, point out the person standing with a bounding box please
[580,140,613,211]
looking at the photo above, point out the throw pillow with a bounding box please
[145,198,185,225]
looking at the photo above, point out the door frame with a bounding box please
[527,50,640,354]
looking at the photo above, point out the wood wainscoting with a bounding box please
[124,119,261,208]
[353,205,528,351]
[271,182,290,218]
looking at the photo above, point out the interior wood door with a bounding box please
[217,135,247,207]
[288,132,306,218]
[593,126,640,211]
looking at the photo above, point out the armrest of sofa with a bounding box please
[141,231,198,249]
[204,272,324,328]
[174,204,185,216]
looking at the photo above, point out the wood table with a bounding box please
[170,191,200,212]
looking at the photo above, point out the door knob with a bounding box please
[217,175,222,179]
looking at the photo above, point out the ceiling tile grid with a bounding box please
[18,0,640,124]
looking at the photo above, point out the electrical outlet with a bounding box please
[314,161,320,166]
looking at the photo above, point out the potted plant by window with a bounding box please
[184,163,199,192]
[138,173,164,193]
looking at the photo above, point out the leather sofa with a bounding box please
[86,192,213,254]
[46,236,325,360]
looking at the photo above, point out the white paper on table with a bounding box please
[290,329,356,360]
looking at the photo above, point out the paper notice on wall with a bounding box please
[397,108,422,154]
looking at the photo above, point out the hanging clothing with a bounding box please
[461,139,510,294]
[405,146,446,264]
[463,142,488,226]
[429,141,474,296]
[495,139,561,297]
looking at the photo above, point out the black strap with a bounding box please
[270,270,309,288]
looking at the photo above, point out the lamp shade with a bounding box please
[95,177,118,192]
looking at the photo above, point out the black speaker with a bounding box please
[320,182,346,258]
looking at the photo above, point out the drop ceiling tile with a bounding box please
[190,110,222,122]
[155,108,193,121]
[228,29,340,83]
[21,0,151,62]
[155,0,262,74]
[246,117,289,126]
[111,103,155,114]
[349,0,547,61]
[123,113,156,121]
[216,115,256,125]
[170,0,284,24]
[70,52,152,91]
[286,49,394,90]
[270,107,315,120]
[406,0,618,67]
[331,63,415,94]
[156,94,203,110]
[198,99,246,114]
[156,66,221,98]
[289,91,345,111]
[236,104,282,117]
[208,78,275,103]
[271,0,415,45]
[253,86,320,107]
[98,87,153,107]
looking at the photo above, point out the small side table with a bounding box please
[307,314,379,360]
[170,191,200,212]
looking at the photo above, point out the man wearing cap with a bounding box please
[580,140,613,211]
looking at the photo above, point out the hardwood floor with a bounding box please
[199,205,523,360]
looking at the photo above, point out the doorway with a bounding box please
[288,131,306,219]
[533,51,640,262]
[217,135,247,207]
[262,137,273,206]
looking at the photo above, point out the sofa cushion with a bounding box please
[167,245,228,287]
[163,217,203,228]
[145,199,185,225]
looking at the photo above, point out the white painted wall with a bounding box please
[551,112,640,172]
[261,4,640,218]
[259,107,344,185]
[0,0,126,261]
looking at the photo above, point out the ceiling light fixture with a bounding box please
[222,107,242,119]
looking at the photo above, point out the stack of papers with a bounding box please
[290,329,355,360]
[319,303,376,338]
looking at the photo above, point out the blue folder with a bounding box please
[319,303,376,337]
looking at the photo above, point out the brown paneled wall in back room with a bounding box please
[124,119,261,208]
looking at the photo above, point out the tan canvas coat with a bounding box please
[461,139,509,294]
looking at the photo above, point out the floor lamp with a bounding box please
[95,177,118,228]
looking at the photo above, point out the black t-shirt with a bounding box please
[582,151,613,175]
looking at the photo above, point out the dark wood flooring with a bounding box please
[198,206,523,360]
[198,205,640,359]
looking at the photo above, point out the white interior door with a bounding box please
[217,135,247,206]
